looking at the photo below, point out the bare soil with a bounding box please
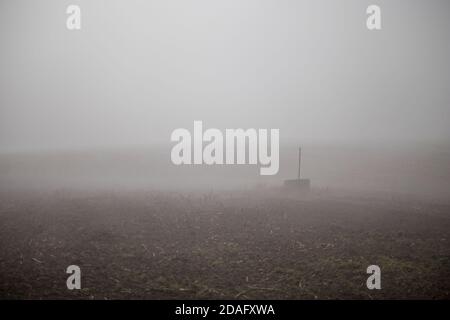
[0,189,449,299]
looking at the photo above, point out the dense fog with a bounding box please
[1,0,450,195]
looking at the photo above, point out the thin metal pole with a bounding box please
[298,147,301,179]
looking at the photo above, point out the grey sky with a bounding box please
[1,0,449,152]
